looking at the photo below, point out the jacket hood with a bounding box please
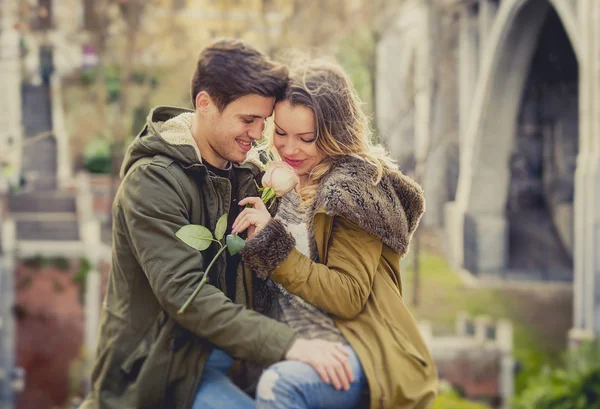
[312,156,425,257]
[120,106,202,178]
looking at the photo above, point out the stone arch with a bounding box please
[446,0,580,273]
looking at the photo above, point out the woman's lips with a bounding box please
[283,157,305,168]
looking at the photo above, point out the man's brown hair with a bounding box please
[191,39,288,111]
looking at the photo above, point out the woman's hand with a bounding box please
[285,339,354,391]
[232,196,272,238]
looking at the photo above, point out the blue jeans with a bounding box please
[191,348,254,409]
[255,346,367,409]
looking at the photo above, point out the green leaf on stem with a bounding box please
[177,244,228,314]
[226,234,246,256]
[254,179,264,193]
[261,187,276,204]
[215,213,228,241]
[175,225,214,251]
[177,272,208,314]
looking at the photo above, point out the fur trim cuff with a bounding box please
[241,219,295,279]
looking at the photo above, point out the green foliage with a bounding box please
[335,24,378,143]
[214,214,228,241]
[79,65,159,109]
[83,138,112,174]
[432,387,492,409]
[404,251,570,398]
[73,257,92,287]
[47,256,71,271]
[78,65,121,101]
[514,341,600,409]
[22,255,45,269]
[514,347,554,395]
[73,257,92,304]
[175,214,248,314]
[176,225,215,251]
[80,68,96,86]
[336,24,376,111]
[131,104,149,136]
[22,256,70,271]
[226,234,245,256]
[130,71,148,85]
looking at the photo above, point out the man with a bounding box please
[81,39,349,409]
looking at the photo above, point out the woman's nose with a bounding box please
[282,142,300,156]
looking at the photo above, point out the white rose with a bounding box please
[262,161,299,197]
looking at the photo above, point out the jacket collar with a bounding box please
[308,156,425,257]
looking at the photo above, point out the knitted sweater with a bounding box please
[273,192,347,344]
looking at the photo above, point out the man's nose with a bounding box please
[248,120,265,140]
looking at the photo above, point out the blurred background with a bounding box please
[1,0,599,408]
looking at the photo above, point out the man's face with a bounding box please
[206,94,275,165]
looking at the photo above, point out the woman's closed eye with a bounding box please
[275,127,315,143]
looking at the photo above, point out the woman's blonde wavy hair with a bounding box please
[267,58,396,206]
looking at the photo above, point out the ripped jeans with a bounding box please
[255,345,367,409]
[191,348,254,409]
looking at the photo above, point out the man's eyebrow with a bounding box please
[240,114,265,119]
[274,120,315,136]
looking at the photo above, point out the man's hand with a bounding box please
[285,339,354,391]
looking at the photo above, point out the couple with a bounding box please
[81,39,438,409]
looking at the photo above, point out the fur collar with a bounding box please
[153,112,202,162]
[310,156,425,257]
[243,155,425,312]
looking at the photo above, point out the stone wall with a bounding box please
[420,313,514,408]
[14,257,110,409]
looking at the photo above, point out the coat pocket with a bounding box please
[384,318,429,369]
[120,337,151,380]
[119,310,168,380]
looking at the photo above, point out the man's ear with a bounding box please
[195,91,212,113]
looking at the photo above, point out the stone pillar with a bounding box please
[0,217,16,409]
[82,228,102,394]
[463,213,508,274]
[0,256,17,409]
[474,315,491,344]
[84,264,101,384]
[0,0,23,175]
[478,0,498,56]
[496,319,514,409]
[50,75,73,189]
[77,171,104,390]
[570,0,600,343]
[456,311,470,336]
[458,2,479,143]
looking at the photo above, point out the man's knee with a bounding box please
[256,367,280,401]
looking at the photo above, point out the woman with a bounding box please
[232,59,438,409]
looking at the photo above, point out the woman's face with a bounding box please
[273,101,325,179]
